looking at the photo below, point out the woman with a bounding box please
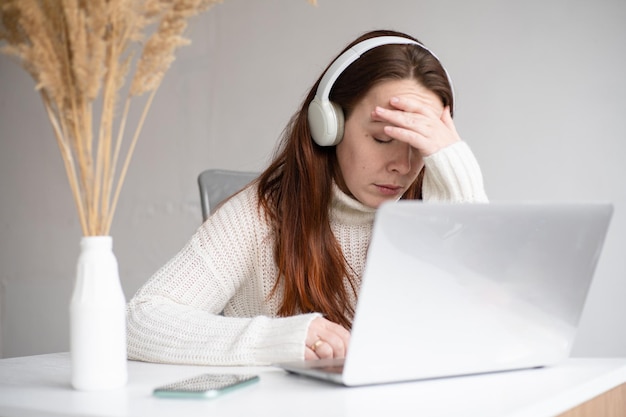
[126,29,488,366]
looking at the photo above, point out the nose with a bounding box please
[387,142,414,175]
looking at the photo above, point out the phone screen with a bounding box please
[153,373,260,399]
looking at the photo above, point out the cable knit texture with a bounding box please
[126,141,488,366]
[422,141,488,202]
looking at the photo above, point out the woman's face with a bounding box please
[335,78,443,208]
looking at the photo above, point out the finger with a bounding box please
[316,331,347,358]
[440,106,457,132]
[306,341,329,360]
[312,340,334,359]
[372,95,439,127]
[439,106,462,145]
[383,124,437,156]
[374,106,433,149]
[309,331,346,359]
[374,106,434,136]
[380,103,461,155]
[321,321,351,357]
[306,318,351,359]
[305,347,318,360]
[389,96,441,118]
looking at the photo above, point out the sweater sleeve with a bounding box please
[126,189,320,366]
[421,141,488,202]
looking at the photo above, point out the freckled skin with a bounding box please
[335,79,445,208]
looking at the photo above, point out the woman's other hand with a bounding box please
[305,317,351,360]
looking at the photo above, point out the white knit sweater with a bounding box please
[126,141,488,366]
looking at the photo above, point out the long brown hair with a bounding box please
[257,30,454,328]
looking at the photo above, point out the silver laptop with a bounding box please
[276,201,613,386]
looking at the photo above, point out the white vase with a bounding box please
[70,235,128,391]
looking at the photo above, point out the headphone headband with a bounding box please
[315,36,420,101]
[308,35,454,147]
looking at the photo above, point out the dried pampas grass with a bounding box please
[0,0,316,236]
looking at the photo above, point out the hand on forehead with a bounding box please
[365,80,444,122]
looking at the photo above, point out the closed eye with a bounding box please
[373,137,393,144]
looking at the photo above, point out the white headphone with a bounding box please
[307,36,454,147]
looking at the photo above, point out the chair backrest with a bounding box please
[197,169,259,222]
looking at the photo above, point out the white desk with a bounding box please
[0,353,624,417]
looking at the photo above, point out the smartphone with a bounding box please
[153,373,260,399]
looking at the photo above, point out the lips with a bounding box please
[375,184,403,196]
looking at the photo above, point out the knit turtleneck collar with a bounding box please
[330,182,377,226]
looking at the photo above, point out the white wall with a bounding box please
[1,0,625,358]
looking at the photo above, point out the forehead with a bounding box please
[359,78,443,110]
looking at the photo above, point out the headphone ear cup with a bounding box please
[331,101,345,145]
[308,98,345,146]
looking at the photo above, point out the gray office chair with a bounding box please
[197,169,259,222]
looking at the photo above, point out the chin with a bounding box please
[378,195,403,207]
[365,196,395,210]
